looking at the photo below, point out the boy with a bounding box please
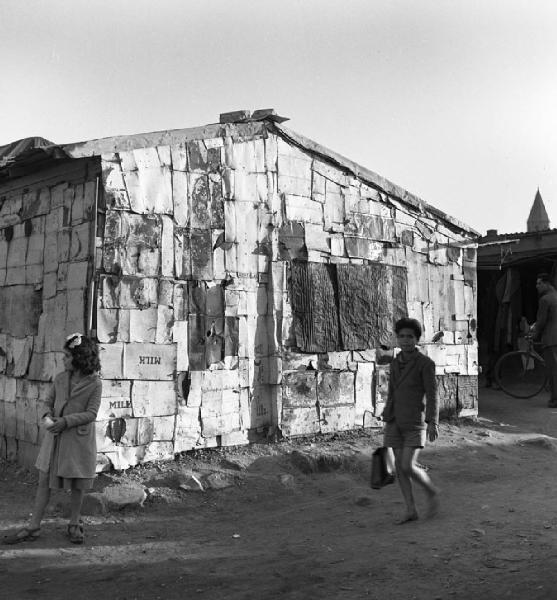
[382,317,440,523]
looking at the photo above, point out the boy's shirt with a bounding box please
[382,349,438,429]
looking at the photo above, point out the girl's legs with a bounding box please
[29,470,51,530]
[69,488,85,525]
[394,447,440,522]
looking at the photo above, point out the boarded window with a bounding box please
[290,262,340,352]
[290,262,407,352]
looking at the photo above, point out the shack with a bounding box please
[477,190,557,382]
[0,110,478,470]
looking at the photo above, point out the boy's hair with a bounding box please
[537,272,552,284]
[64,334,101,375]
[394,317,422,340]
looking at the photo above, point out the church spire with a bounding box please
[527,188,550,232]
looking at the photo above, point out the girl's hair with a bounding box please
[64,334,101,375]
[394,317,422,340]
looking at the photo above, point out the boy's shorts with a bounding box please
[383,421,426,449]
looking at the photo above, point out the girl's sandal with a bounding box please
[2,527,41,545]
[67,521,84,545]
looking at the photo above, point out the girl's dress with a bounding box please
[35,370,102,490]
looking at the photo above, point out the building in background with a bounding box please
[0,110,478,470]
[477,189,557,383]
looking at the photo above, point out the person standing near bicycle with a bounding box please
[530,273,557,408]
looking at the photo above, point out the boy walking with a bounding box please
[382,317,440,523]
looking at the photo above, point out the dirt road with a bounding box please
[2,388,557,600]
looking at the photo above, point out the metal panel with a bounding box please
[289,262,339,353]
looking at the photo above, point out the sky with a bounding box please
[2,0,557,235]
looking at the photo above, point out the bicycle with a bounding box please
[494,337,548,399]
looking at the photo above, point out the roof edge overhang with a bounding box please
[270,123,478,237]
[11,119,476,237]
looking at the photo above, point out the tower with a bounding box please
[527,188,550,232]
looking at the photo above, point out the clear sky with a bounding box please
[2,0,556,235]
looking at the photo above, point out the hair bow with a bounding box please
[66,333,83,349]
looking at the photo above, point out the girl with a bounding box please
[3,333,102,545]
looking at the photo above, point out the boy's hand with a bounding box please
[427,422,439,442]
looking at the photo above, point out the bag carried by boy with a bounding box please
[370,447,395,489]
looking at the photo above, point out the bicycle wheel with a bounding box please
[494,351,547,398]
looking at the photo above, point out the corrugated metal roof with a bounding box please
[0,137,71,181]
[0,137,55,166]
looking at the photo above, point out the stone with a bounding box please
[103,482,147,509]
[81,492,108,516]
[203,471,237,490]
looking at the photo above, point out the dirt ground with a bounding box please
[2,386,557,600]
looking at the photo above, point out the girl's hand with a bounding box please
[427,422,439,442]
[47,417,67,434]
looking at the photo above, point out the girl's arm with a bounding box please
[60,380,102,429]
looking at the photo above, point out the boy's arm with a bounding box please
[423,359,438,425]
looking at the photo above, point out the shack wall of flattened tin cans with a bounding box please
[0,160,97,466]
[0,127,478,470]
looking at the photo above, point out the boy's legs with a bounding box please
[394,446,440,522]
[393,447,418,522]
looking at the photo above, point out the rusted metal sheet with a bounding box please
[282,371,317,407]
[97,308,119,343]
[160,216,174,277]
[0,285,42,336]
[205,317,225,366]
[281,406,319,436]
[173,283,187,320]
[278,221,306,260]
[317,371,355,407]
[190,229,213,280]
[437,374,458,418]
[102,155,131,210]
[209,173,224,228]
[235,201,259,274]
[188,313,206,371]
[337,264,406,349]
[457,375,477,411]
[189,173,210,229]
[172,170,189,226]
[344,237,383,261]
[320,405,355,433]
[289,262,339,352]
[212,229,226,280]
